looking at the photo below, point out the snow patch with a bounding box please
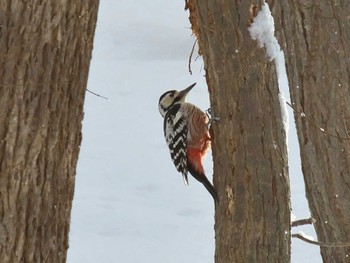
[291,213,296,222]
[248,2,289,147]
[298,231,315,241]
[279,93,289,143]
[248,4,279,61]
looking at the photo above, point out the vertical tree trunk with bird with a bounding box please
[186,0,291,262]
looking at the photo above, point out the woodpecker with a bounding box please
[158,83,218,203]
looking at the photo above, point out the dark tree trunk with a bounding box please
[273,1,350,262]
[0,1,99,262]
[186,1,291,262]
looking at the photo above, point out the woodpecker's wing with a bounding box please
[163,104,189,185]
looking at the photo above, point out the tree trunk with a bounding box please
[186,1,291,262]
[0,1,99,262]
[274,1,350,262]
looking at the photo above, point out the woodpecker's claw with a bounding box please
[206,108,220,125]
[205,108,212,117]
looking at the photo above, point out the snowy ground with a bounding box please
[67,1,321,262]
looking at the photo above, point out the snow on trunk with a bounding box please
[248,3,290,148]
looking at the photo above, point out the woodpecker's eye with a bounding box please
[170,94,174,98]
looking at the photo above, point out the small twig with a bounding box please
[291,217,316,227]
[285,101,350,141]
[86,88,108,100]
[292,233,350,247]
[188,38,198,75]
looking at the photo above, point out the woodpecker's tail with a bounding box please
[187,161,219,203]
[187,148,219,203]
[200,174,219,203]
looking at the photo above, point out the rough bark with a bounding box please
[274,1,350,262]
[0,1,99,262]
[186,1,291,262]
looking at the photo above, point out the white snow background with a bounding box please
[67,1,321,262]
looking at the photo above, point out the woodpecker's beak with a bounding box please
[178,83,196,100]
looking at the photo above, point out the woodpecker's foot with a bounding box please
[206,108,220,127]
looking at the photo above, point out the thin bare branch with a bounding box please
[291,217,316,227]
[86,89,108,100]
[286,101,350,141]
[188,39,198,75]
[292,233,350,247]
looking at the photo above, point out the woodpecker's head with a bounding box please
[158,83,196,117]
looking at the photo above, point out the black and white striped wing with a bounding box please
[163,105,189,185]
